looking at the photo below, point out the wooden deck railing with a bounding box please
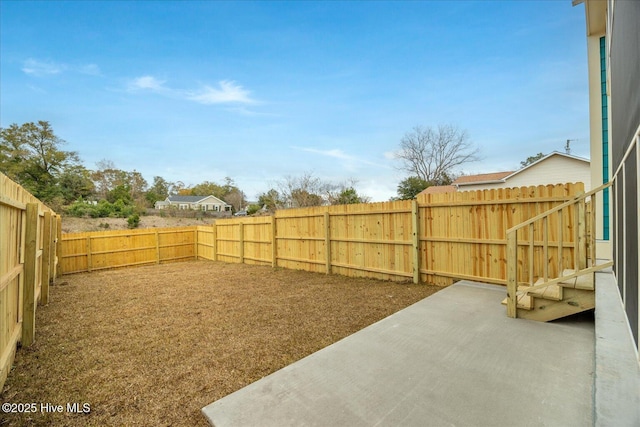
[506,182,613,318]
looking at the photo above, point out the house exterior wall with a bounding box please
[156,196,231,211]
[584,0,640,357]
[458,156,590,192]
[608,0,640,352]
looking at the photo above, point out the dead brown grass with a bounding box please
[1,261,440,426]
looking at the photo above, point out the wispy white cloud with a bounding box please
[79,63,102,76]
[294,146,391,170]
[187,80,256,105]
[128,75,168,92]
[22,58,65,76]
[22,58,102,77]
[128,76,258,107]
[299,147,352,160]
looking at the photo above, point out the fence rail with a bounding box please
[1,173,59,392]
[59,183,586,289]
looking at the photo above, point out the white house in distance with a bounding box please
[154,195,232,212]
[421,152,591,194]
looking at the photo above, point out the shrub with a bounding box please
[127,213,140,229]
[66,200,94,217]
[92,200,114,218]
[246,204,261,215]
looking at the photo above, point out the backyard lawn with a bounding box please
[1,261,440,426]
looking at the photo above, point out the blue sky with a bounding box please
[1,0,589,201]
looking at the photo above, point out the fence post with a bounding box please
[239,222,244,264]
[507,231,518,318]
[55,215,62,277]
[212,223,217,261]
[22,203,39,346]
[50,214,58,281]
[557,209,564,277]
[40,211,52,305]
[194,227,198,261]
[271,216,277,268]
[325,212,331,274]
[86,236,92,272]
[155,230,160,264]
[412,200,420,284]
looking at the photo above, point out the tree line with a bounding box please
[0,121,375,217]
[1,121,482,218]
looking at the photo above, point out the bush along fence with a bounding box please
[1,173,60,391]
[59,183,588,288]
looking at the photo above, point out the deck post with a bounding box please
[507,231,518,318]
[577,197,587,270]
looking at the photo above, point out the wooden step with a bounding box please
[501,286,533,310]
[516,287,595,322]
[528,278,563,301]
[559,269,594,290]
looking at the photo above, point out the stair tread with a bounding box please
[529,279,562,301]
[559,269,594,290]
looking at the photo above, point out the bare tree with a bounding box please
[395,124,479,185]
[276,172,332,208]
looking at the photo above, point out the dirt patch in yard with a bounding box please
[60,215,218,234]
[1,261,441,427]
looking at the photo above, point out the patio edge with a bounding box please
[594,269,640,426]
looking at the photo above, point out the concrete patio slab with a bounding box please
[202,281,595,426]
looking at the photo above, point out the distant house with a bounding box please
[419,152,591,196]
[154,195,232,212]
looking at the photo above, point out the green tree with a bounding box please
[191,180,226,198]
[0,121,81,202]
[188,177,246,210]
[106,184,133,204]
[91,160,128,200]
[330,187,369,205]
[146,176,171,206]
[127,170,148,205]
[58,165,95,203]
[396,176,430,200]
[258,189,283,212]
[520,152,545,168]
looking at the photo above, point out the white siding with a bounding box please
[460,156,591,192]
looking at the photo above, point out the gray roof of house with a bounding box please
[167,195,230,205]
[168,195,208,203]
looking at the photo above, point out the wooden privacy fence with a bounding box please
[59,183,587,288]
[60,227,198,273]
[1,173,60,391]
